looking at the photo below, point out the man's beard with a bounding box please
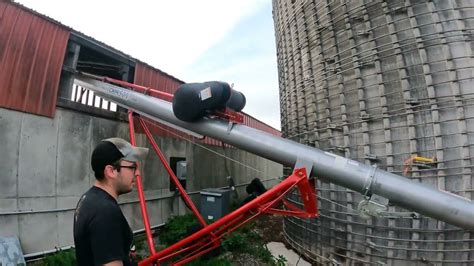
[116,178,133,195]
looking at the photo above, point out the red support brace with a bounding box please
[138,167,318,265]
[125,111,318,265]
[127,111,157,255]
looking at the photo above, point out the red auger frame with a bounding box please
[105,77,319,265]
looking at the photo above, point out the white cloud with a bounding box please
[15,0,267,74]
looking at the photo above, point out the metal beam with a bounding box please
[75,76,474,231]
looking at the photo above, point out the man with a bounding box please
[74,138,149,266]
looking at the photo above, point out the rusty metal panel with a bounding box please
[134,63,184,139]
[245,114,280,137]
[134,63,184,95]
[0,2,69,117]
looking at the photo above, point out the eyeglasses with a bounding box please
[114,163,138,173]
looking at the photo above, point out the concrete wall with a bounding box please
[0,107,282,254]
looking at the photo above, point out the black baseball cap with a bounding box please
[91,138,149,175]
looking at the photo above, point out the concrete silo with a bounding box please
[272,0,473,264]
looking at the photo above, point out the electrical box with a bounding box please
[199,188,231,221]
[170,159,186,191]
[176,161,187,179]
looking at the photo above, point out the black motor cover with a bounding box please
[172,81,246,122]
[226,89,246,112]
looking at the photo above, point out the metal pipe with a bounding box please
[138,116,209,228]
[128,111,156,255]
[75,76,474,231]
[24,224,165,261]
[24,246,75,260]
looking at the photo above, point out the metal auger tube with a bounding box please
[75,76,474,231]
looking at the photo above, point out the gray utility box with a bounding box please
[200,188,231,221]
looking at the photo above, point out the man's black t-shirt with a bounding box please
[74,186,133,266]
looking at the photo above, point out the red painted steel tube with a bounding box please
[104,77,174,102]
[141,168,317,265]
[175,242,221,265]
[139,169,309,266]
[209,184,300,244]
[158,240,207,263]
[296,177,318,214]
[174,239,219,265]
[128,112,156,255]
[211,214,247,236]
[138,117,209,228]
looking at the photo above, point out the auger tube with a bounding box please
[75,76,474,231]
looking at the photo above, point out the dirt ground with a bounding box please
[253,214,286,243]
[255,215,316,265]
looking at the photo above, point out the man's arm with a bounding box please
[103,261,123,266]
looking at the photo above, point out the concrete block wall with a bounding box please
[273,0,474,264]
[0,107,282,254]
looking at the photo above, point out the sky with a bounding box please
[15,0,281,129]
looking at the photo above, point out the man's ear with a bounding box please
[104,165,117,179]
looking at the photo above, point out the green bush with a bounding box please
[275,255,288,266]
[222,231,248,251]
[42,249,76,266]
[158,215,285,265]
[221,223,276,264]
[159,214,200,246]
[187,256,232,266]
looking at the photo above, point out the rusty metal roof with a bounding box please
[0,2,69,117]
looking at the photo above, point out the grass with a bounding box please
[28,248,76,266]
